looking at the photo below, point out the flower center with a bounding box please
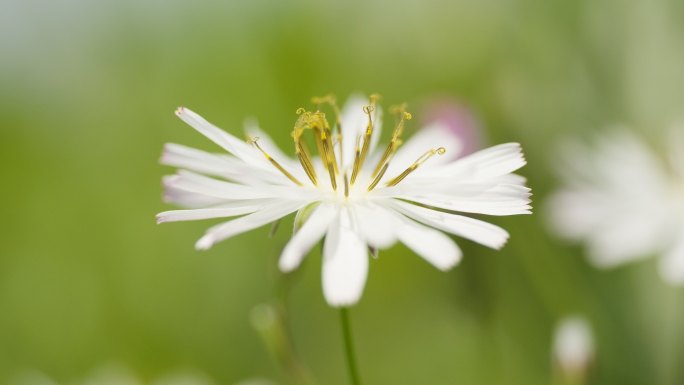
[249,94,446,197]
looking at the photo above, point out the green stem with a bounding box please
[340,307,362,385]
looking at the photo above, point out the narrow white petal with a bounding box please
[352,203,399,249]
[659,236,684,285]
[195,201,306,250]
[396,219,462,270]
[322,207,369,307]
[161,143,238,175]
[163,185,227,208]
[428,143,526,180]
[161,143,274,185]
[383,183,532,216]
[279,204,337,272]
[387,200,510,249]
[175,107,263,164]
[490,173,528,186]
[164,170,317,201]
[157,200,273,223]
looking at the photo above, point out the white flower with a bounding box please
[158,95,531,306]
[552,316,594,376]
[547,127,684,284]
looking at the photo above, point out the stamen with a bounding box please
[344,172,350,198]
[249,137,303,186]
[313,94,345,166]
[370,106,412,178]
[385,147,446,187]
[295,137,318,185]
[367,162,389,191]
[317,124,338,190]
[350,100,378,184]
[351,135,363,184]
[292,109,340,190]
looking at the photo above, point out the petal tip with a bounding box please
[326,297,360,308]
[278,258,298,273]
[195,236,214,250]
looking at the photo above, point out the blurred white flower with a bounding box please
[547,127,684,284]
[158,94,531,306]
[552,316,594,379]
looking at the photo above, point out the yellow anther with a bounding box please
[297,109,338,190]
[295,138,318,186]
[350,102,378,184]
[367,163,389,191]
[350,135,364,184]
[296,107,306,115]
[344,172,350,198]
[385,147,446,187]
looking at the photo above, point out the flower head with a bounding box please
[158,94,531,306]
[552,316,594,380]
[547,126,684,284]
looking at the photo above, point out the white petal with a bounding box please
[175,107,264,164]
[164,170,317,201]
[659,236,684,285]
[383,183,532,216]
[163,184,227,208]
[490,173,528,186]
[322,207,369,307]
[387,200,509,249]
[176,107,312,187]
[161,143,275,185]
[161,143,240,177]
[427,143,526,180]
[157,200,273,223]
[279,204,337,272]
[352,203,399,249]
[195,201,306,250]
[396,219,462,270]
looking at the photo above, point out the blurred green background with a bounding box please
[1,0,684,384]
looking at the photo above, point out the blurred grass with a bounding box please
[1,0,683,384]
